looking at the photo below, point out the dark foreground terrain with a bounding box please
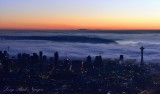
[0,50,160,94]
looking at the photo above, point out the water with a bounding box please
[0,30,160,63]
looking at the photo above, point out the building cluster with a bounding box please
[0,47,160,94]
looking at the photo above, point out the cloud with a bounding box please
[0,30,160,63]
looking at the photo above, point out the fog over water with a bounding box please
[0,30,160,63]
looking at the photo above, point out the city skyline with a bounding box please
[1,0,160,30]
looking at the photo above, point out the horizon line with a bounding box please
[1,29,160,31]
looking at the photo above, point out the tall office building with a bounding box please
[54,52,59,68]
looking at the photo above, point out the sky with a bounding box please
[0,0,160,30]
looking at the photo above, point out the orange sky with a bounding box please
[1,0,160,30]
[1,15,160,30]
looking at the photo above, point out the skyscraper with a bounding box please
[54,52,59,68]
[87,55,91,63]
[39,51,43,62]
[140,46,144,65]
[119,55,124,64]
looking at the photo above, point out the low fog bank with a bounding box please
[0,40,160,63]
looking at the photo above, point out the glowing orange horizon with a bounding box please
[1,22,160,30]
[1,14,160,30]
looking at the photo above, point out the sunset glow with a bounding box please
[1,0,160,30]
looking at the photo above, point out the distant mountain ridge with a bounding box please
[0,35,117,44]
